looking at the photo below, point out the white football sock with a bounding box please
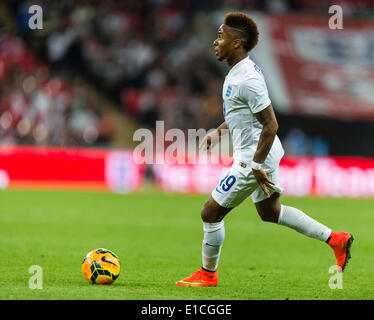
[278,205,332,241]
[202,221,225,271]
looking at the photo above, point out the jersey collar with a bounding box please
[226,56,249,78]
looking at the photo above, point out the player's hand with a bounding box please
[252,168,276,198]
[199,131,219,151]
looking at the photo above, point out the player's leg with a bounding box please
[176,163,253,287]
[254,192,281,223]
[253,168,333,240]
[255,192,332,241]
[201,196,232,272]
[254,186,354,272]
[175,196,232,287]
[201,195,233,223]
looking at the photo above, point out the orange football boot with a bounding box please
[327,231,354,272]
[175,268,218,287]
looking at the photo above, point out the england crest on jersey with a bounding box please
[225,85,232,97]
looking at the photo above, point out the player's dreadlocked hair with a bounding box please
[224,12,259,52]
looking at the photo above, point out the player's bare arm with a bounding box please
[252,104,278,197]
[199,121,228,151]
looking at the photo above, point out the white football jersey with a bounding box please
[222,56,284,172]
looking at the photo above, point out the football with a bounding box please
[82,248,120,285]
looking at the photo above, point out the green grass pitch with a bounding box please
[1,189,373,300]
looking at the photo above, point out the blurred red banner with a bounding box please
[0,145,143,192]
[152,156,374,198]
[0,146,373,198]
[261,14,374,119]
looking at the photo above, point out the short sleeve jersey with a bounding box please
[222,56,284,171]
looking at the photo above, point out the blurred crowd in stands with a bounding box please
[1,0,373,150]
[0,33,114,146]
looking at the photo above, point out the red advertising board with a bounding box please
[280,156,374,198]
[151,156,374,198]
[0,145,143,192]
[0,146,373,198]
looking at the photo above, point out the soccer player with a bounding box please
[175,12,354,287]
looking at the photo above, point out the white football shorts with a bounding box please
[211,160,284,208]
